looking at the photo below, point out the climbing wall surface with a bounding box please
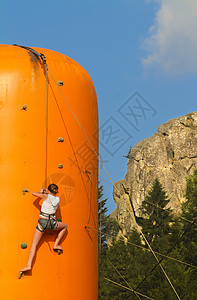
[0,44,98,299]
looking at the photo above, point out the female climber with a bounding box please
[19,183,67,277]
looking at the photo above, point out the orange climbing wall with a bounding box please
[0,44,98,299]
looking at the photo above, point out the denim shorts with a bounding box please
[36,217,59,232]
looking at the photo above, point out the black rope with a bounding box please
[13,44,48,70]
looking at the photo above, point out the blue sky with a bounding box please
[1,0,197,213]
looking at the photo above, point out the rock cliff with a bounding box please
[113,112,197,235]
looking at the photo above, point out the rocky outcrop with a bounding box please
[113,112,197,235]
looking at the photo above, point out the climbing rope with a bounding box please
[13,45,194,298]
[44,70,48,188]
[47,69,114,185]
[13,44,49,187]
[13,44,48,70]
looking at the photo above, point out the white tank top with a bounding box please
[41,194,60,215]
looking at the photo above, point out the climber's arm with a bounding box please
[32,189,49,199]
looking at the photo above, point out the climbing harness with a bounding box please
[37,211,58,233]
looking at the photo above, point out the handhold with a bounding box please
[22,189,29,195]
[58,163,63,169]
[57,80,63,86]
[21,243,27,249]
[58,137,64,142]
[21,104,27,111]
[85,170,91,174]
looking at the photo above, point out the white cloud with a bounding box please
[143,0,197,75]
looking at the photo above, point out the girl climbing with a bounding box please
[19,183,67,277]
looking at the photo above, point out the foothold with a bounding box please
[54,249,63,255]
[58,137,64,142]
[58,163,63,169]
[22,189,29,195]
[21,104,27,111]
[57,80,63,86]
[21,243,27,249]
[18,271,24,279]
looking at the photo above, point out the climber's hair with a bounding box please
[48,183,58,195]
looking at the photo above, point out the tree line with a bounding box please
[98,169,197,299]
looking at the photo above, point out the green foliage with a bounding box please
[124,146,132,159]
[98,174,197,299]
[182,168,197,227]
[98,185,108,258]
[177,169,197,298]
[98,184,120,299]
[140,178,173,247]
[98,185,120,258]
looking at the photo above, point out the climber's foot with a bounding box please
[18,266,31,279]
[20,265,31,273]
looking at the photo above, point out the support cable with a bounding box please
[135,218,196,291]
[85,226,197,269]
[143,199,196,225]
[104,278,154,300]
[85,170,92,226]
[139,230,181,300]
[108,259,141,300]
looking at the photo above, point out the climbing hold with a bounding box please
[58,137,64,142]
[21,104,27,111]
[57,80,63,86]
[21,243,27,249]
[53,249,63,255]
[58,163,63,169]
[18,271,24,279]
[22,189,29,195]
[85,170,91,174]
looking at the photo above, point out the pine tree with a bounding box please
[98,184,120,299]
[98,185,108,258]
[140,178,173,248]
[182,168,197,242]
[178,169,197,299]
[179,169,197,266]
[99,239,131,299]
[98,174,197,299]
